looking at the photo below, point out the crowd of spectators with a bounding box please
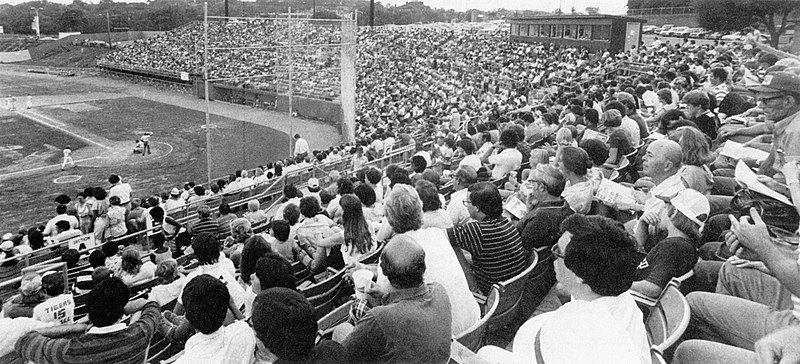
[4,19,800,364]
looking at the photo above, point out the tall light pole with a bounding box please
[31,7,42,37]
[106,11,112,48]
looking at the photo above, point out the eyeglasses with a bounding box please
[757,95,784,104]
[550,244,565,260]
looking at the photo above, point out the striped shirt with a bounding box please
[16,301,160,364]
[448,216,528,293]
[188,218,220,237]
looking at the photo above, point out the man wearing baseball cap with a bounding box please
[748,71,800,175]
[631,189,707,298]
[2,267,48,318]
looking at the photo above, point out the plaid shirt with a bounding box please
[348,298,372,325]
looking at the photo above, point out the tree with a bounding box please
[58,8,88,32]
[693,0,799,47]
[586,7,600,14]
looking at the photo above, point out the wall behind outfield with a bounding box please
[196,82,343,126]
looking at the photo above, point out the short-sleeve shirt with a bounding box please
[447,217,528,293]
[16,301,160,364]
[635,236,697,289]
[607,129,633,164]
[488,148,523,180]
[32,294,75,325]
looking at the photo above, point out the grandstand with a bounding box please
[2,15,800,364]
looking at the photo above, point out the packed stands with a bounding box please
[4,18,800,364]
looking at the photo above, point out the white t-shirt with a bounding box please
[294,138,310,155]
[621,116,641,147]
[180,262,246,311]
[459,155,482,172]
[175,320,256,364]
[109,183,133,204]
[478,299,641,364]
[488,148,523,180]
[120,261,157,286]
[32,294,75,325]
[149,277,187,307]
[376,228,480,336]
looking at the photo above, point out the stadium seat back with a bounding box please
[645,279,690,354]
[487,251,539,332]
[302,268,347,320]
[356,242,384,265]
[316,300,352,341]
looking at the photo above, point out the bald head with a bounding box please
[651,140,682,167]
[642,139,683,182]
[381,234,426,289]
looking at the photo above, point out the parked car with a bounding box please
[665,26,690,37]
[721,32,745,42]
[672,27,693,37]
[688,28,709,38]
[642,25,659,34]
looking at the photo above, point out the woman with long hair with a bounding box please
[317,194,376,266]
[671,126,714,195]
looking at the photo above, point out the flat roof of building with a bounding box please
[508,14,646,23]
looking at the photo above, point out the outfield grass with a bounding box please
[0,96,288,233]
[0,114,89,169]
[0,73,123,97]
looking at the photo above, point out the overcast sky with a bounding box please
[0,0,629,14]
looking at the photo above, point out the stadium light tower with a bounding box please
[31,7,43,37]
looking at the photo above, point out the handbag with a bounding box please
[730,188,799,234]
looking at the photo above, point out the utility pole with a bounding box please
[106,11,112,48]
[369,0,374,27]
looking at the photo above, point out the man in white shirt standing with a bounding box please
[108,174,133,216]
[293,134,309,160]
[43,205,79,238]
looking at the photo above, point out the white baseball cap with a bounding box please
[657,189,710,228]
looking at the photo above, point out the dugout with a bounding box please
[508,14,646,54]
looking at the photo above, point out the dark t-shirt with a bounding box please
[608,129,633,163]
[693,111,719,140]
[635,236,697,289]
[516,199,574,252]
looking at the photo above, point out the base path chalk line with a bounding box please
[15,109,111,150]
[0,156,104,180]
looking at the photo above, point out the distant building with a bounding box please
[508,14,646,54]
